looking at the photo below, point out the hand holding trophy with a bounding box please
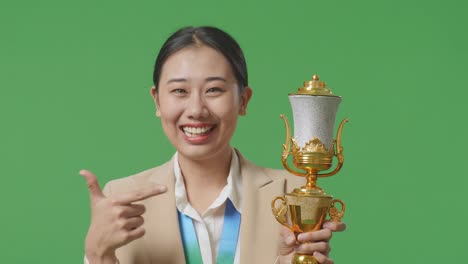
[272,75,348,264]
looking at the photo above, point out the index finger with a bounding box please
[113,184,168,205]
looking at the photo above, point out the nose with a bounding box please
[186,93,209,119]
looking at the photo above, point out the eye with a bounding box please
[171,88,188,96]
[206,87,224,94]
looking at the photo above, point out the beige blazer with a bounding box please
[101,151,303,264]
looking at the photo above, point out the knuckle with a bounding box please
[320,242,330,252]
[129,228,145,240]
[110,198,120,206]
[86,182,96,190]
[133,191,144,200]
[299,243,314,253]
[298,232,309,241]
[121,232,131,241]
[116,219,127,229]
[113,207,125,217]
[323,229,333,239]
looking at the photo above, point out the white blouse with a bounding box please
[174,149,242,264]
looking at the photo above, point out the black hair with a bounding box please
[153,26,248,92]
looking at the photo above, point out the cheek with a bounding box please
[159,99,184,129]
[211,100,240,128]
[159,93,181,112]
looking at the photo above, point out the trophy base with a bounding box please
[292,253,318,264]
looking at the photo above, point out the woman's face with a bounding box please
[151,45,252,161]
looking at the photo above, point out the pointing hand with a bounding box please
[80,170,167,264]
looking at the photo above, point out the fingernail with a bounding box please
[297,233,304,241]
[323,221,334,230]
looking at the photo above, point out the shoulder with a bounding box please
[253,164,304,188]
[256,165,291,180]
[236,149,304,188]
[102,159,174,196]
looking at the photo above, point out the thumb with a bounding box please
[279,226,296,256]
[80,169,105,204]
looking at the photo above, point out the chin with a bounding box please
[177,144,230,162]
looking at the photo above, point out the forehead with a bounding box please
[159,46,235,83]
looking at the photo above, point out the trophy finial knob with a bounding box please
[293,74,337,96]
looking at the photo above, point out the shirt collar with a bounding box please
[173,148,243,218]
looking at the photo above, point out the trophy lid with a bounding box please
[290,74,340,97]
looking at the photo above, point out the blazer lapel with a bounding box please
[237,152,286,263]
[143,160,186,264]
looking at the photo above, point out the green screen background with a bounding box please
[1,0,467,262]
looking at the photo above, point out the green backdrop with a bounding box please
[1,0,467,262]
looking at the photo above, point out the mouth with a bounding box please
[180,124,216,138]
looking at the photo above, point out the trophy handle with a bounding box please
[280,114,308,177]
[328,199,346,222]
[271,196,294,232]
[318,118,349,178]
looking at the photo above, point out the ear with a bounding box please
[239,86,253,116]
[150,86,161,117]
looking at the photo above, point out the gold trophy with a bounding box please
[271,74,348,264]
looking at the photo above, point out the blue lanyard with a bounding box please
[178,199,241,264]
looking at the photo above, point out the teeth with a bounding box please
[182,126,213,137]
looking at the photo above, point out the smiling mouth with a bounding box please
[181,125,216,138]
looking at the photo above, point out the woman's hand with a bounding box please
[80,170,167,264]
[279,221,346,264]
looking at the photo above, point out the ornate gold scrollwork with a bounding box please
[329,199,346,222]
[291,138,333,156]
[280,114,349,186]
[271,196,294,232]
[317,118,348,178]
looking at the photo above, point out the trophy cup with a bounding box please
[271,74,348,264]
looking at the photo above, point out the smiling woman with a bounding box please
[81,26,345,264]
[152,45,251,164]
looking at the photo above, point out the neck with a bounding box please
[178,147,233,214]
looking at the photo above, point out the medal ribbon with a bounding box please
[178,199,241,264]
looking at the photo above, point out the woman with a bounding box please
[81,26,345,264]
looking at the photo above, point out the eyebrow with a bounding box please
[205,76,227,82]
[166,76,227,84]
[166,78,187,84]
